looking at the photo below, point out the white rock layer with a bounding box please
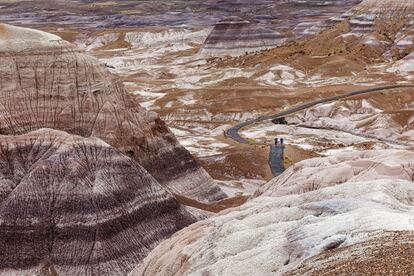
[133,149,414,276]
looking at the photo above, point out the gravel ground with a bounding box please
[286,231,414,275]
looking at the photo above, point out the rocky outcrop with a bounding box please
[0,128,196,276]
[200,16,285,57]
[0,23,225,202]
[133,149,414,275]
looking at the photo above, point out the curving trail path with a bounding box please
[225,85,414,175]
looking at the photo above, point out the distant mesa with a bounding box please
[200,16,285,57]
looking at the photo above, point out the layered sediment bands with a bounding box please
[357,0,414,12]
[201,17,285,57]
[0,23,226,202]
[0,128,196,276]
[348,0,414,35]
[200,1,362,58]
[348,14,376,34]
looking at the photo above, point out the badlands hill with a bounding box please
[0,23,227,275]
[0,129,196,276]
[201,16,285,57]
[0,23,225,203]
[133,149,414,275]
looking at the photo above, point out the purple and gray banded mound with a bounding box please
[201,16,286,57]
[0,129,196,276]
[0,23,225,275]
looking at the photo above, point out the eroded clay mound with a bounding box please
[0,128,196,276]
[0,23,225,202]
[132,149,414,276]
[133,178,414,276]
[201,16,285,57]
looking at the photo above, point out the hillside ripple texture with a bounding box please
[0,129,196,275]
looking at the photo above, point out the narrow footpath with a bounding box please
[268,145,285,175]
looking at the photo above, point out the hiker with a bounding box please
[274,138,278,145]
[280,138,284,145]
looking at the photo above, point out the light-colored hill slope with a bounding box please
[133,149,414,276]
